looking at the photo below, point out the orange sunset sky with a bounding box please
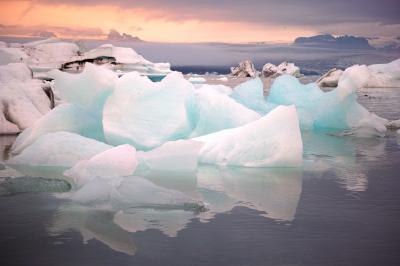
[0,0,399,43]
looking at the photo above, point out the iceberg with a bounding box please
[0,63,51,134]
[267,67,388,136]
[316,68,343,87]
[262,61,300,78]
[103,71,195,150]
[62,44,171,76]
[136,140,202,173]
[230,77,269,114]
[64,144,138,188]
[191,85,260,137]
[230,60,257,77]
[27,41,80,74]
[317,59,400,88]
[11,103,104,154]
[0,47,27,65]
[194,105,303,167]
[49,63,118,114]
[7,132,112,167]
[188,76,206,84]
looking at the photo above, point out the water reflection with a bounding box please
[49,205,137,255]
[196,167,303,221]
[302,131,387,192]
[1,132,393,256]
[41,166,304,255]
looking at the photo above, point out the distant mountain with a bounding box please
[107,29,142,42]
[294,34,373,49]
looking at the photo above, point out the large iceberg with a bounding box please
[0,63,51,134]
[194,105,303,167]
[267,66,388,136]
[103,71,195,150]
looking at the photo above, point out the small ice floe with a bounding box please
[230,60,257,77]
[262,61,301,78]
[188,76,206,84]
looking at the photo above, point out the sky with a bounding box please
[0,0,399,43]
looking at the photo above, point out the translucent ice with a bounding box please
[64,144,138,188]
[49,63,118,114]
[7,132,112,167]
[11,103,104,154]
[267,68,388,136]
[103,71,195,150]
[136,140,203,173]
[230,77,269,114]
[191,85,260,137]
[194,105,303,167]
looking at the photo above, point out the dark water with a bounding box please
[1,88,400,265]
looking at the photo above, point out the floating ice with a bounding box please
[230,78,269,114]
[0,63,51,134]
[191,85,260,137]
[61,44,171,77]
[316,68,343,87]
[0,47,27,65]
[317,59,400,88]
[103,71,195,150]
[194,105,303,167]
[267,67,388,136]
[49,63,118,115]
[136,140,202,173]
[188,76,206,84]
[27,41,79,71]
[64,144,138,188]
[262,61,300,78]
[11,103,103,154]
[8,132,111,167]
[231,60,257,77]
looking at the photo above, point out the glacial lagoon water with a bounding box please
[1,86,400,266]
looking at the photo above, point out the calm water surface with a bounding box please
[0,87,400,266]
